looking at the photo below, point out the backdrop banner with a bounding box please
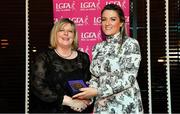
[53,0,129,60]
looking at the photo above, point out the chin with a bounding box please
[103,31,110,35]
[104,33,113,36]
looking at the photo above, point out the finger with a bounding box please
[76,108,81,112]
[72,94,79,98]
[71,106,82,112]
[71,105,85,112]
[76,96,86,100]
[79,87,89,91]
[72,92,85,98]
[82,100,90,105]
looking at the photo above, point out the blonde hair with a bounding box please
[50,18,78,50]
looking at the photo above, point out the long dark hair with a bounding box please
[101,4,127,39]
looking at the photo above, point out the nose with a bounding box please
[63,30,68,35]
[105,20,110,25]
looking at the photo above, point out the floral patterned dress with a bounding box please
[89,33,144,114]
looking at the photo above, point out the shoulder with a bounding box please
[77,50,90,62]
[37,48,53,56]
[77,50,88,56]
[92,41,106,51]
[35,48,54,61]
[124,36,139,45]
[77,50,89,59]
[123,36,141,53]
[123,36,140,48]
[96,41,106,47]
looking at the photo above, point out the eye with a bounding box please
[111,18,116,21]
[101,18,106,22]
[59,29,64,32]
[68,30,73,33]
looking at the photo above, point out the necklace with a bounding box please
[55,49,73,58]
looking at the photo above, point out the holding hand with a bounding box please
[72,87,98,99]
[62,95,90,112]
[70,99,90,112]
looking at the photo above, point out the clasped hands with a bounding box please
[63,87,97,112]
[63,95,90,112]
[71,87,98,112]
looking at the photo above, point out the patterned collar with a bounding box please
[106,32,122,44]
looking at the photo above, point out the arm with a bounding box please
[83,53,91,81]
[88,43,101,88]
[72,45,100,99]
[31,52,63,105]
[82,44,101,95]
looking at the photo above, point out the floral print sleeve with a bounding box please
[90,38,141,98]
[89,43,102,88]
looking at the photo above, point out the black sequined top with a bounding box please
[29,48,92,113]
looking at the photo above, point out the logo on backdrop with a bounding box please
[80,0,101,11]
[55,1,75,11]
[93,16,101,26]
[54,16,89,26]
[105,0,127,9]
[53,0,130,59]
[81,30,101,41]
[70,16,89,26]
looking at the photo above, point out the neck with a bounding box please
[106,32,122,44]
[55,47,73,58]
[107,32,121,38]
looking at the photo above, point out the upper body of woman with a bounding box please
[73,4,144,114]
[29,18,93,113]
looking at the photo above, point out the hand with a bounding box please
[62,95,90,112]
[70,99,89,112]
[72,87,97,99]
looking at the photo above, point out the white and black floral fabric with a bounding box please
[89,33,144,114]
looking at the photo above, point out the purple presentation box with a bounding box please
[67,80,88,95]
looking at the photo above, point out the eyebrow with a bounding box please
[101,17,118,20]
[102,16,118,18]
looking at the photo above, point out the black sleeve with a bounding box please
[82,53,91,81]
[30,52,64,105]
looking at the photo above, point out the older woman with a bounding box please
[29,18,93,113]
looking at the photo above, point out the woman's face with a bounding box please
[56,23,74,48]
[101,10,123,36]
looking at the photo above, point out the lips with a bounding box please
[104,26,112,30]
[62,37,70,41]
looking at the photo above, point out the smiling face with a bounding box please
[56,23,75,48]
[101,10,123,36]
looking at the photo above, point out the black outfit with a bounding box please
[29,48,93,113]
